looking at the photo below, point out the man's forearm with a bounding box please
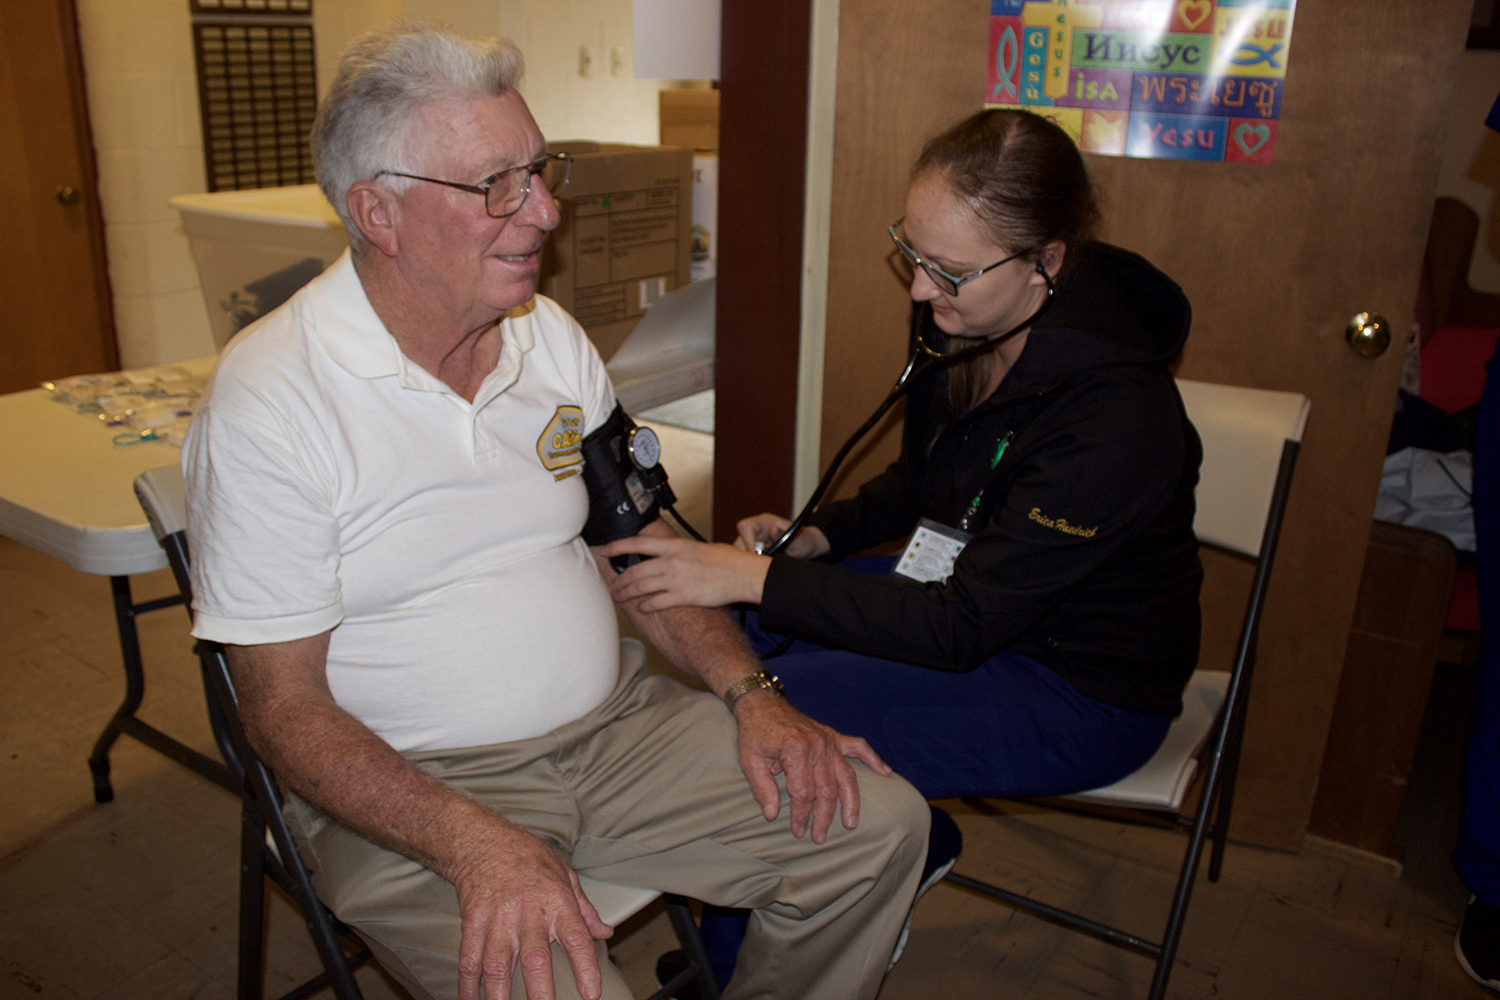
[227,639,520,882]
[621,600,764,699]
[611,519,763,698]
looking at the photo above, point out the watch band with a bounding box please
[722,670,786,713]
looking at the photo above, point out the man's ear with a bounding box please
[346,182,399,256]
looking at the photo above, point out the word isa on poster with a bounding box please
[986,0,1294,164]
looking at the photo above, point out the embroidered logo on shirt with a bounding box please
[538,405,585,478]
[1028,507,1098,538]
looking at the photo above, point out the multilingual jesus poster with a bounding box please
[986,0,1295,164]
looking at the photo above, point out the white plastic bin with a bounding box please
[170,185,348,348]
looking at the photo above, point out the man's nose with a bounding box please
[519,181,561,231]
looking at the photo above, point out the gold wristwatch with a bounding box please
[722,670,786,713]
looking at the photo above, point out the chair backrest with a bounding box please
[134,465,251,777]
[133,464,369,999]
[135,464,188,539]
[135,465,196,610]
[1176,379,1310,558]
[1070,382,1309,812]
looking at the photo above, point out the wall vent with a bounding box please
[189,0,316,191]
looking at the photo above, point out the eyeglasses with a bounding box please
[373,152,572,219]
[888,220,1032,296]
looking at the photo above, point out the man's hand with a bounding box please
[731,690,891,843]
[450,822,613,1000]
[228,637,613,1000]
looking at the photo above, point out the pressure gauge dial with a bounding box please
[626,426,661,470]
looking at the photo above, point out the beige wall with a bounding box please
[76,0,682,367]
[76,0,212,368]
[315,0,407,100]
[1437,48,1500,293]
[498,0,672,145]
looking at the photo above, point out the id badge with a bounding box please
[893,518,972,584]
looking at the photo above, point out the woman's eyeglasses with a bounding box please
[888,220,1033,296]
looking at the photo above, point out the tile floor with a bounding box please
[0,417,1491,999]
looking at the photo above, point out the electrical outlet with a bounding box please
[579,45,595,77]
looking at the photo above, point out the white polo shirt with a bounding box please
[185,252,622,752]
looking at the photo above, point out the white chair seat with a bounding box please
[1067,670,1230,811]
[577,876,662,929]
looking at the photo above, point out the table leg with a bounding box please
[87,574,233,802]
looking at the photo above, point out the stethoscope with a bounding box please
[761,262,1055,557]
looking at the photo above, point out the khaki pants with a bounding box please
[284,641,929,1000]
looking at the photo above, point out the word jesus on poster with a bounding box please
[987,0,1294,164]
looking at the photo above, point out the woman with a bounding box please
[605,108,1202,981]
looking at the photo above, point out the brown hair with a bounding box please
[912,109,1100,415]
[913,108,1099,270]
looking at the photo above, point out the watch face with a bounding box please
[628,426,661,469]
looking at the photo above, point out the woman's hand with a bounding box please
[734,514,831,560]
[600,535,771,611]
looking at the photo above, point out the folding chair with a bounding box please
[943,378,1311,1000]
[134,464,720,1000]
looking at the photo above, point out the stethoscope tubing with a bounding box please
[765,266,1055,557]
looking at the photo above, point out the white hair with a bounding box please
[310,21,525,249]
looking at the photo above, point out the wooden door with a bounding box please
[806,0,1472,850]
[0,0,117,395]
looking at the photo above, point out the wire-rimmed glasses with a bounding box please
[374,152,572,219]
[888,219,1033,296]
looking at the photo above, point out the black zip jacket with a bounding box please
[759,244,1203,717]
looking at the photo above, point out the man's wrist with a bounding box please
[730,686,787,723]
[722,670,785,714]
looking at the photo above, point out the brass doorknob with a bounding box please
[55,185,80,206]
[1346,312,1391,358]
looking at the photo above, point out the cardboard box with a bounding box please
[659,89,720,152]
[541,142,694,361]
[690,153,718,283]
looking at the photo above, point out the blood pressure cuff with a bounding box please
[580,402,661,545]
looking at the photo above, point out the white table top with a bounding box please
[0,356,216,577]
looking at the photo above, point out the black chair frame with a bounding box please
[944,438,1300,1000]
[150,516,372,1000]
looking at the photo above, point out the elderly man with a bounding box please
[183,21,926,1000]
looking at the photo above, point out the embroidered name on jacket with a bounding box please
[538,405,585,480]
[1028,507,1098,538]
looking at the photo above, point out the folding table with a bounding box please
[0,355,232,801]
